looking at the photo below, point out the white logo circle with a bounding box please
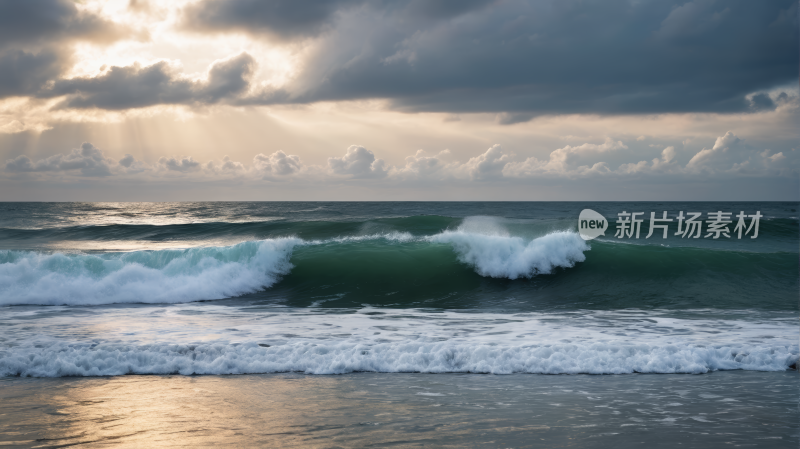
[578,209,607,241]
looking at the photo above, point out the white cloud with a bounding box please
[593,132,798,177]
[5,133,798,186]
[391,149,450,178]
[253,150,303,176]
[4,142,114,176]
[158,155,200,172]
[504,138,626,177]
[4,155,36,172]
[618,146,678,174]
[662,146,676,163]
[687,131,748,172]
[328,145,387,178]
[764,151,785,163]
[685,131,796,175]
[118,153,149,173]
[206,155,245,173]
[457,144,512,180]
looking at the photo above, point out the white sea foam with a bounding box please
[0,238,300,306]
[430,217,588,279]
[307,231,417,245]
[1,306,795,377]
[1,340,795,377]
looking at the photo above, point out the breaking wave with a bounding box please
[1,213,794,308]
[430,225,588,279]
[0,221,593,305]
[1,340,795,377]
[0,238,300,306]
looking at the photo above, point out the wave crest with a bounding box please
[431,227,589,279]
[0,238,300,306]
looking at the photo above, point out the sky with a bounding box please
[0,0,797,201]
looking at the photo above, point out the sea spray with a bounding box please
[430,216,589,279]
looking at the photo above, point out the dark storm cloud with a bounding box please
[40,53,256,110]
[402,0,497,20]
[182,0,497,38]
[748,93,776,112]
[2,0,796,116]
[0,50,62,98]
[181,0,367,40]
[182,0,799,115]
[274,0,798,116]
[0,0,130,99]
[0,0,124,47]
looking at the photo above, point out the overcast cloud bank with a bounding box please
[0,0,796,118]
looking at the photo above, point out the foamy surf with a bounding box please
[2,306,795,377]
[0,238,300,306]
[1,340,795,377]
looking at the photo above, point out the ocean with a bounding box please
[0,202,797,447]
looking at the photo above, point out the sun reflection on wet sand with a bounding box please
[0,371,796,448]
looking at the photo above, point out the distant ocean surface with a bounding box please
[0,201,797,377]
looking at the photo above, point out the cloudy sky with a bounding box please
[0,0,797,200]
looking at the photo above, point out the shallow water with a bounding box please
[1,371,797,448]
